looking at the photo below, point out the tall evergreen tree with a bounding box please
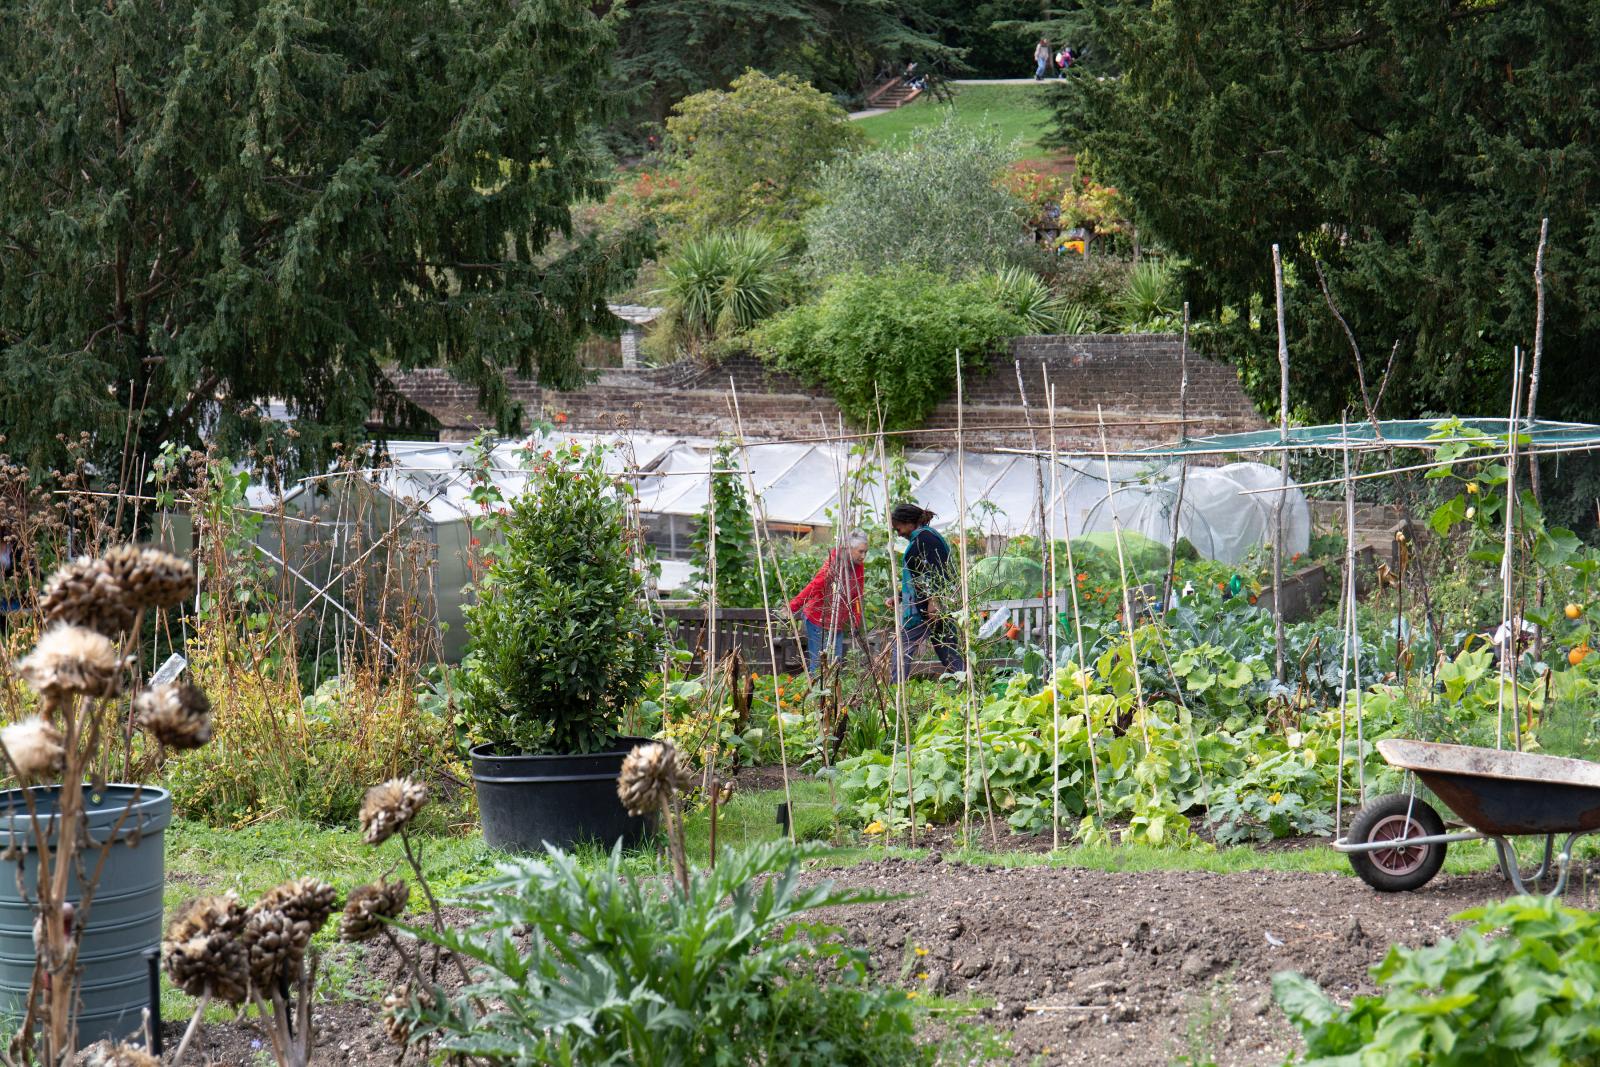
[0,0,646,477]
[1055,0,1600,424]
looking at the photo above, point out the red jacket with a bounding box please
[789,549,865,628]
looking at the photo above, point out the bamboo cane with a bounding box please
[1045,371,1105,825]
[875,405,916,847]
[1271,245,1291,685]
[954,358,1002,850]
[726,384,796,844]
[1163,303,1192,610]
[1497,348,1526,751]
[1095,408,1152,755]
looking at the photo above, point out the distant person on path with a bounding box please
[1055,46,1073,77]
[789,529,868,676]
[889,504,966,680]
[1034,39,1051,80]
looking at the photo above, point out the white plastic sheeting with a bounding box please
[253,435,1312,647]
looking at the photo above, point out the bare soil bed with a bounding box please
[814,858,1511,1065]
[169,861,1524,1066]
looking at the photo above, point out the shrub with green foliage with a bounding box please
[651,230,791,361]
[751,268,1024,430]
[458,443,661,755]
[805,120,1028,278]
[1275,895,1600,1065]
[661,71,862,240]
[404,841,1007,1065]
[690,440,763,608]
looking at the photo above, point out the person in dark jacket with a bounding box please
[888,503,966,680]
[789,530,868,675]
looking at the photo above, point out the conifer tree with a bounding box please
[0,0,646,476]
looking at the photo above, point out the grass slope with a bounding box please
[855,84,1061,162]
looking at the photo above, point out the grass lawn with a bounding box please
[854,84,1063,162]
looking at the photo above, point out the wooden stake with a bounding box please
[1341,417,1365,805]
[1046,373,1105,825]
[1497,347,1526,752]
[1163,302,1191,610]
[954,357,1001,849]
[726,384,796,843]
[1528,217,1549,510]
[1045,387,1062,851]
[875,407,916,848]
[1096,406,1151,756]
[1271,244,1290,684]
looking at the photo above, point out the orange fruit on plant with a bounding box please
[1566,603,1584,620]
[1004,621,1022,641]
[1570,645,1590,667]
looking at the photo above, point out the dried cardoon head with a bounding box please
[617,742,691,817]
[17,625,125,701]
[163,894,249,1004]
[73,1041,159,1067]
[340,878,410,942]
[0,717,64,780]
[360,778,429,845]
[38,557,135,637]
[381,982,437,1046]
[242,906,310,992]
[255,876,338,934]
[103,544,195,611]
[132,683,212,749]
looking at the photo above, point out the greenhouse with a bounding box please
[245,433,1311,659]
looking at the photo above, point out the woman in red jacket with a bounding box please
[788,530,868,676]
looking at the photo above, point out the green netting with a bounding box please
[1131,418,1600,457]
[970,555,1045,600]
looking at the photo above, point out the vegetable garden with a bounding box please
[5,393,1600,1065]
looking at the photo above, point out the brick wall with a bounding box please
[386,335,1266,449]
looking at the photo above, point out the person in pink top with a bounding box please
[788,530,868,675]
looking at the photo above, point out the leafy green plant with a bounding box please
[458,442,662,754]
[658,70,863,240]
[985,266,1066,333]
[805,118,1029,278]
[654,230,791,358]
[402,841,1006,1065]
[689,439,762,607]
[1115,260,1180,329]
[752,267,1023,430]
[1276,895,1600,1065]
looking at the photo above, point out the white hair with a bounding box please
[846,529,869,548]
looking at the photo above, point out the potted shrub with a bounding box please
[459,442,663,851]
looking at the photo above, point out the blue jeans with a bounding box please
[1035,57,1048,79]
[804,618,846,676]
[894,618,966,682]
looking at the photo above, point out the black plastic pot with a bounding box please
[470,739,655,853]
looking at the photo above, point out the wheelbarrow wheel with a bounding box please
[1347,793,1447,892]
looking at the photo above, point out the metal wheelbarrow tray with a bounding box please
[1332,739,1600,895]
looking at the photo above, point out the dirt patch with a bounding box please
[165,860,1532,1065]
[810,858,1513,1065]
[733,763,814,793]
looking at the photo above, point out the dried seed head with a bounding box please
[163,894,249,1004]
[360,778,429,845]
[38,557,136,637]
[617,742,691,817]
[340,878,410,942]
[256,877,339,934]
[103,544,195,611]
[167,894,247,941]
[73,1040,160,1067]
[381,982,437,1046]
[17,625,125,700]
[241,906,310,991]
[132,683,212,749]
[0,717,64,780]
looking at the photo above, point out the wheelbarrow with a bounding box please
[1333,739,1600,895]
